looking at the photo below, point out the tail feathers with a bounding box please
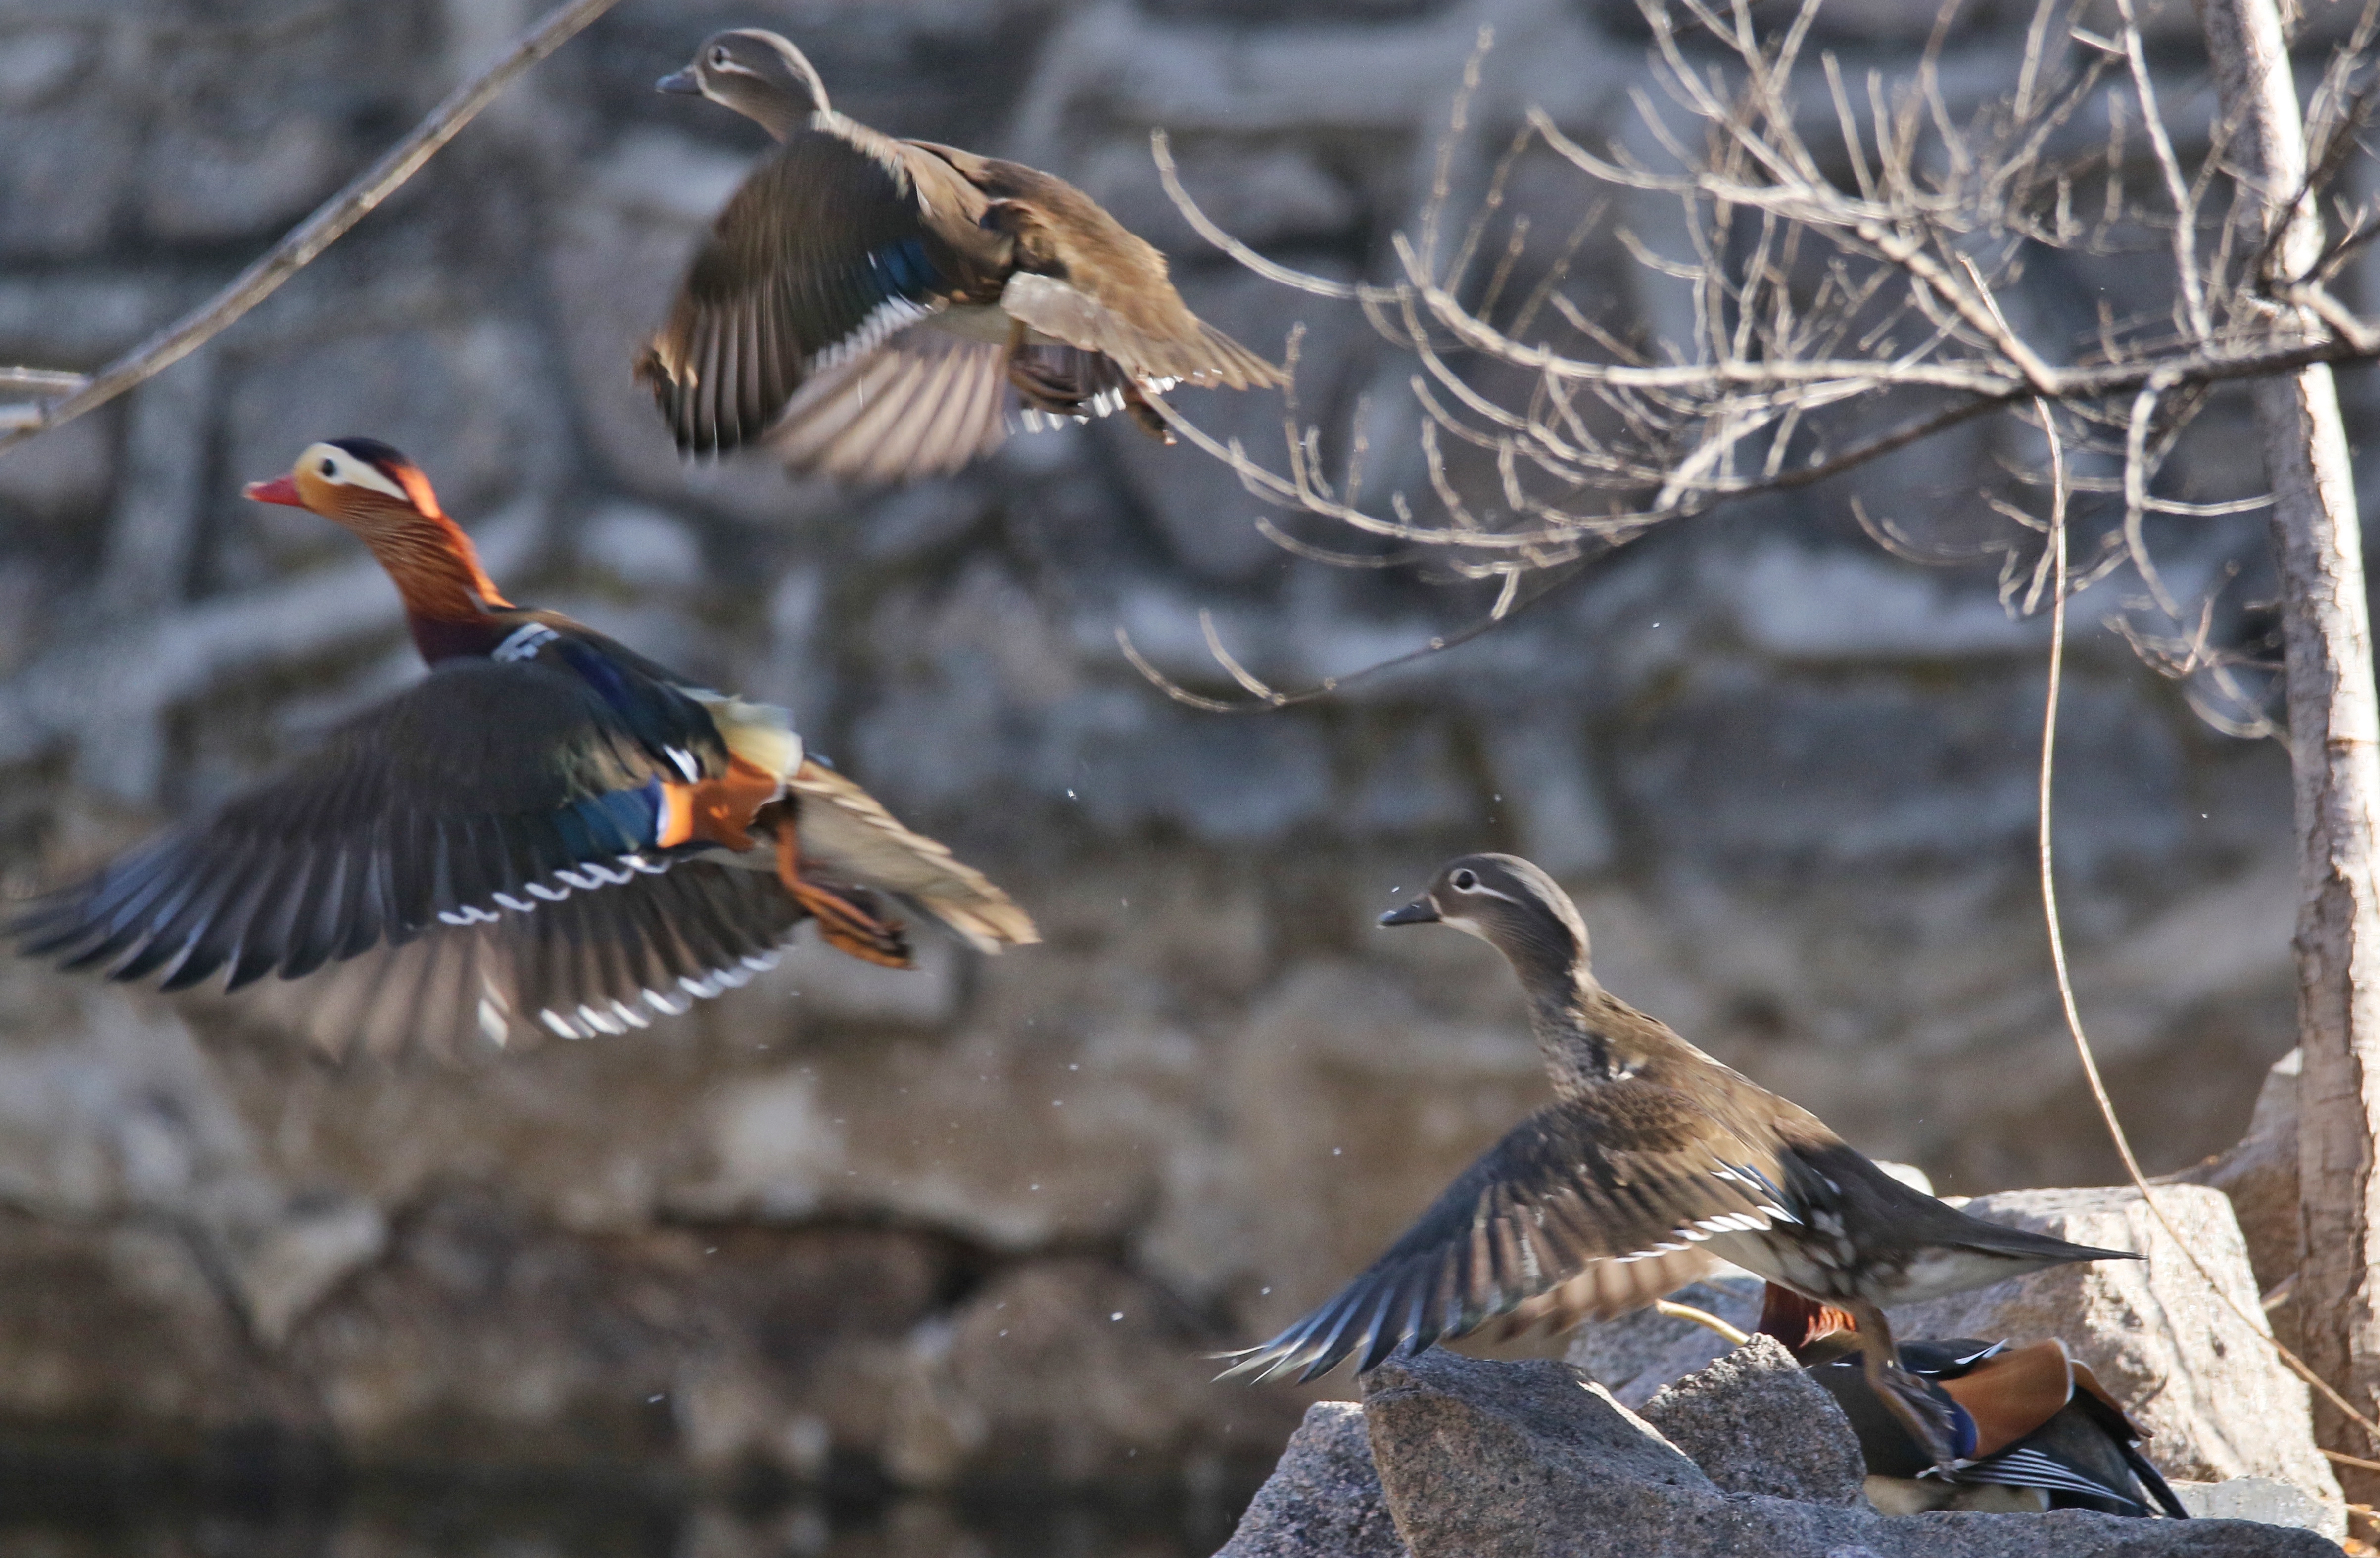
[787,761,1038,953]
[1953,1221,2140,1266]
[913,892,1040,955]
[1194,319,1288,389]
[2121,1439,2190,1519]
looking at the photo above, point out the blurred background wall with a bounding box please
[0,0,2344,1544]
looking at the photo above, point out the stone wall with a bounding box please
[0,0,2349,1499]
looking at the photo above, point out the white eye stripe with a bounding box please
[296,441,410,503]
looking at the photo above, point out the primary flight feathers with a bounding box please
[15,438,1036,1056]
[636,29,1283,483]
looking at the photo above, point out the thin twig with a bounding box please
[2034,398,2380,1447]
[1140,0,2378,739]
[0,0,624,454]
[1153,130,1381,303]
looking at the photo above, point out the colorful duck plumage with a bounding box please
[1759,1285,2189,1517]
[635,29,1284,483]
[15,439,1035,1055]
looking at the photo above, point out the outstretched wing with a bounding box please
[638,123,989,456]
[761,317,1014,482]
[218,858,801,1059]
[16,658,724,994]
[1219,1091,1800,1384]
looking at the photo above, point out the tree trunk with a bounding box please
[2198,0,2380,1494]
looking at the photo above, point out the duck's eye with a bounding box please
[319,457,337,477]
[710,46,729,66]
[1451,869,1479,891]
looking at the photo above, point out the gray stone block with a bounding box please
[1888,1184,2341,1525]
[2170,1477,2337,1534]
[1216,1401,1410,1558]
[1352,1349,2340,1558]
[1360,1351,1717,1557]
[2165,1049,2301,1297]
[1565,1275,1764,1406]
[1640,1334,1867,1505]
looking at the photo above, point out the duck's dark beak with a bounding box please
[656,67,701,95]
[244,475,302,506]
[1379,898,1439,927]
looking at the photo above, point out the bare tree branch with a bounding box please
[1143,0,2380,733]
[0,0,624,452]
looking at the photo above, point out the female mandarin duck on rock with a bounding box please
[1221,854,2136,1471]
[15,439,1035,1056]
[635,28,1284,483]
[1757,1285,2188,1517]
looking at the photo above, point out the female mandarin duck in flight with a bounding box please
[15,439,1035,1056]
[635,29,1284,483]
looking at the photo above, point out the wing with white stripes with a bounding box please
[14,658,722,995]
[212,857,802,1059]
[1218,1092,1801,1383]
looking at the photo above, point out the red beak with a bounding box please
[244,475,303,506]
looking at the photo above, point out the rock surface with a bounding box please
[1341,1350,2339,1558]
[2172,1478,2340,1534]
[1565,1275,1766,1406]
[1216,1402,1410,1558]
[1887,1184,2341,1526]
[1638,1334,1866,1505]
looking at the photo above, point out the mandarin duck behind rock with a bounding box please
[14,439,1035,1056]
[1757,1284,2188,1517]
[634,29,1284,483]
[1220,854,2137,1470]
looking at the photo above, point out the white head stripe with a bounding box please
[297,441,412,503]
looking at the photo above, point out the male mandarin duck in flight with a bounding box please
[1220,854,2135,1471]
[15,439,1035,1056]
[634,29,1284,483]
